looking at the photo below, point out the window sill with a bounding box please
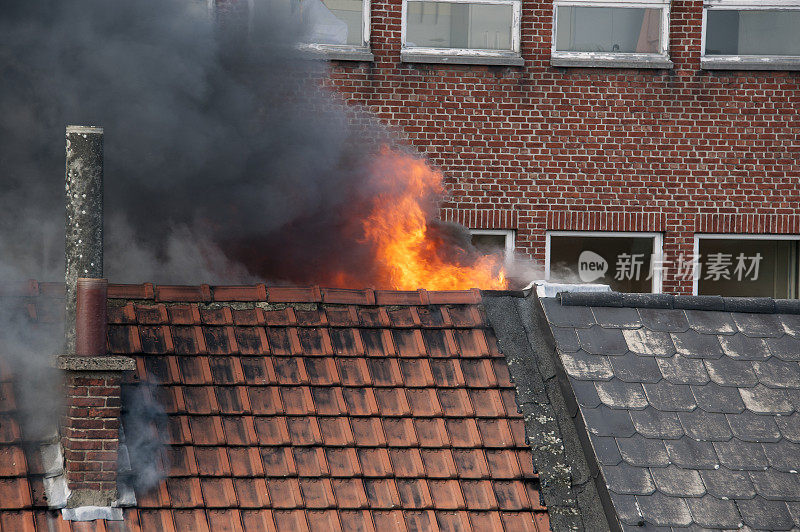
[401,49,525,67]
[701,56,800,71]
[299,44,374,62]
[551,53,673,69]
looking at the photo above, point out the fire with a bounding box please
[361,149,508,291]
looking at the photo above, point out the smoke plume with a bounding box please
[1,0,487,287]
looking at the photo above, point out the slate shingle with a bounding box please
[641,382,697,412]
[639,308,689,333]
[663,438,719,470]
[577,326,628,355]
[541,298,595,328]
[635,492,693,527]
[656,354,709,385]
[753,359,800,389]
[589,435,622,466]
[615,435,669,467]
[622,329,675,357]
[776,413,800,442]
[780,314,800,337]
[650,465,706,497]
[671,329,724,359]
[713,440,769,471]
[719,334,771,361]
[686,495,741,529]
[677,410,732,441]
[766,335,800,362]
[591,307,642,329]
[601,463,655,495]
[594,380,648,410]
[629,408,684,440]
[732,313,785,338]
[699,468,756,499]
[570,380,602,408]
[550,326,580,353]
[727,411,782,442]
[704,357,758,387]
[739,385,794,414]
[581,406,636,438]
[690,382,745,414]
[736,497,794,531]
[684,310,737,335]
[750,470,800,502]
[762,440,800,473]
[559,350,614,381]
[608,352,662,383]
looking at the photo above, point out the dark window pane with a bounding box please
[549,235,655,293]
[698,239,799,298]
[706,10,800,56]
[406,1,514,51]
[555,7,662,53]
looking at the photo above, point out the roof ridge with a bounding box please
[105,283,483,305]
[557,291,800,314]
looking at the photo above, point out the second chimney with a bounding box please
[58,126,134,509]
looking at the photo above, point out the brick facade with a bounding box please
[62,372,122,505]
[314,0,800,294]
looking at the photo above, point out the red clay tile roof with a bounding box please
[0,284,549,531]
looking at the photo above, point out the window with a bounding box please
[694,235,800,298]
[253,0,373,60]
[470,229,515,263]
[401,0,523,65]
[546,231,664,293]
[551,0,672,68]
[702,1,800,70]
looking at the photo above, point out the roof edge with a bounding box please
[557,291,800,314]
[103,283,483,305]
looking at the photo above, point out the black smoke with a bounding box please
[0,0,442,286]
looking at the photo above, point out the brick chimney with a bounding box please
[57,125,134,508]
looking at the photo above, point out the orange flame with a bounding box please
[361,149,508,291]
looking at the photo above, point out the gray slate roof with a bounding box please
[540,292,800,531]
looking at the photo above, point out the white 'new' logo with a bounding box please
[578,250,608,283]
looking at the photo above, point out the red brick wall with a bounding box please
[318,0,800,294]
[63,373,122,500]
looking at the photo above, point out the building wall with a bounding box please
[319,0,800,294]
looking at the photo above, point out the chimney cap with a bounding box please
[66,125,104,134]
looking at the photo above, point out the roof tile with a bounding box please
[299,479,337,509]
[594,380,648,410]
[267,478,303,508]
[642,382,697,412]
[559,351,614,381]
[602,463,655,495]
[719,334,771,361]
[639,308,689,333]
[649,465,706,497]
[622,329,675,357]
[736,497,794,530]
[629,408,684,440]
[671,329,724,359]
[765,335,800,362]
[686,495,741,529]
[739,385,794,414]
[200,478,238,507]
[607,353,662,384]
[589,435,622,466]
[713,440,769,470]
[591,307,642,329]
[540,299,595,328]
[578,326,628,355]
[331,479,369,509]
[582,406,636,438]
[326,448,360,478]
[677,410,733,441]
[684,310,737,335]
[656,354,709,385]
[460,480,498,510]
[690,382,745,414]
[383,418,418,447]
[663,438,719,470]
[732,313,785,338]
[364,479,401,509]
[703,357,758,387]
[699,467,756,499]
[727,411,782,442]
[635,492,692,527]
[615,435,668,467]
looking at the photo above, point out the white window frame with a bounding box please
[247,0,374,61]
[701,0,800,70]
[545,231,664,293]
[470,229,515,264]
[400,0,524,66]
[692,233,800,295]
[550,0,673,69]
